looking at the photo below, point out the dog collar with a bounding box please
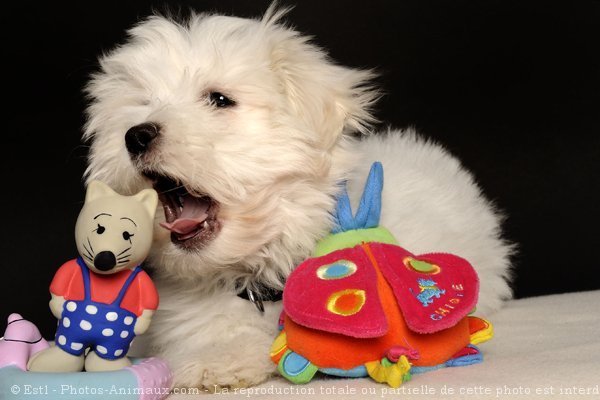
[237,285,283,313]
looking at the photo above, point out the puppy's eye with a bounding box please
[208,92,235,108]
[122,231,134,241]
[95,224,105,234]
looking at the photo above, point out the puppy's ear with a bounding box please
[264,8,379,147]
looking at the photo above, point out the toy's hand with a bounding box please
[134,309,155,335]
[49,294,66,319]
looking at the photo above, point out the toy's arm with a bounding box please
[134,309,155,335]
[49,293,66,319]
[132,271,159,335]
[48,260,80,320]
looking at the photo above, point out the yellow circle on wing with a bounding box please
[316,260,357,280]
[326,289,366,316]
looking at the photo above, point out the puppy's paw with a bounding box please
[173,357,276,390]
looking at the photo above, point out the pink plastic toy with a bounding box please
[0,313,172,400]
[0,313,49,371]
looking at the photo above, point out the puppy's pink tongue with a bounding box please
[160,217,207,235]
[160,194,210,236]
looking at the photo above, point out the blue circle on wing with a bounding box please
[316,260,357,280]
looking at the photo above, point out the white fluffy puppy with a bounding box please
[83,7,512,389]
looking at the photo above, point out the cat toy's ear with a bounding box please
[85,180,118,203]
[133,188,159,219]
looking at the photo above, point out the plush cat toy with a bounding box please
[271,162,493,387]
[27,181,159,373]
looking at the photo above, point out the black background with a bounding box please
[2,0,599,339]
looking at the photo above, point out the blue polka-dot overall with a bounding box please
[55,257,141,360]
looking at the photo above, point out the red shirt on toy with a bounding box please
[50,259,159,317]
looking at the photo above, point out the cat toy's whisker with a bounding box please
[87,237,94,254]
[117,247,131,257]
[82,244,94,260]
[118,259,131,264]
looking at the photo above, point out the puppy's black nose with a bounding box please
[94,251,117,271]
[125,122,160,156]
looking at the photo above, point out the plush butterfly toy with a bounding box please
[270,162,493,388]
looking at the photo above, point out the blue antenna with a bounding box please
[332,162,383,233]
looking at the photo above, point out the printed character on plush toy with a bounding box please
[27,181,159,372]
[271,162,494,387]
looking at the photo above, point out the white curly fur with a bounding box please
[83,6,512,389]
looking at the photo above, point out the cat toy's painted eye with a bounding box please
[209,92,235,108]
[123,231,134,242]
[95,224,105,234]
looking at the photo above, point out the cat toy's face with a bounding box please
[74,181,158,275]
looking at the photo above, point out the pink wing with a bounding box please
[370,243,479,334]
[283,246,388,338]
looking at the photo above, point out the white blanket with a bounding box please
[170,290,600,399]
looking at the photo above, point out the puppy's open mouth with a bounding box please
[144,172,220,249]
